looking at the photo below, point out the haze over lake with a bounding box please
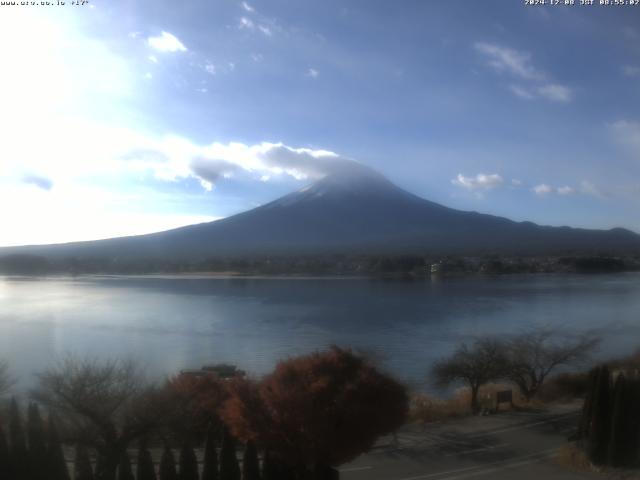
[2,273,639,391]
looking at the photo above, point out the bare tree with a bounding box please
[504,328,599,401]
[431,338,507,413]
[31,357,164,480]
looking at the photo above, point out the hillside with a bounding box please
[2,163,640,262]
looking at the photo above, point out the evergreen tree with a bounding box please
[9,398,28,480]
[136,442,157,480]
[261,451,293,480]
[219,428,240,480]
[117,451,135,480]
[0,424,11,480]
[626,378,640,467]
[587,365,611,465]
[28,402,48,480]
[179,442,199,480]
[74,444,94,480]
[607,373,626,467]
[261,451,277,480]
[577,368,598,442]
[201,426,219,480]
[242,441,261,480]
[95,453,106,480]
[47,414,71,480]
[159,445,178,480]
[615,377,640,467]
[281,462,296,480]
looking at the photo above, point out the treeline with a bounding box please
[1,253,639,276]
[0,347,409,480]
[0,253,429,276]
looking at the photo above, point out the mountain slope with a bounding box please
[4,163,640,259]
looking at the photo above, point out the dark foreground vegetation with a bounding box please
[0,347,408,480]
[570,350,640,470]
[0,328,637,479]
[0,253,639,276]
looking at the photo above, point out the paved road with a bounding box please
[340,405,596,480]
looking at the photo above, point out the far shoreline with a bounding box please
[2,269,640,282]
[1,252,639,278]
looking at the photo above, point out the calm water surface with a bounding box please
[1,273,639,392]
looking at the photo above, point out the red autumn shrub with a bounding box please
[222,346,408,469]
[164,372,230,439]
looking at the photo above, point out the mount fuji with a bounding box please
[4,162,640,260]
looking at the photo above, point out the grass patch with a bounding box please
[409,392,468,424]
[409,383,519,424]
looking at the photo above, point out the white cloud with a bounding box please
[474,42,543,80]
[147,31,187,53]
[148,55,159,64]
[239,17,255,29]
[509,85,535,100]
[190,158,238,190]
[528,182,598,198]
[204,61,216,75]
[537,84,572,102]
[0,48,353,194]
[306,68,319,78]
[622,65,640,77]
[239,16,272,36]
[199,61,235,76]
[511,179,522,186]
[258,25,272,36]
[476,42,571,102]
[0,121,223,245]
[7,123,346,193]
[509,83,572,102]
[200,60,238,76]
[241,1,255,12]
[557,185,575,195]
[258,144,347,179]
[452,173,504,191]
[532,184,553,196]
[121,140,352,191]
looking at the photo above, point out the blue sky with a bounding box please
[1,0,639,246]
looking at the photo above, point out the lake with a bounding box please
[1,273,639,393]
